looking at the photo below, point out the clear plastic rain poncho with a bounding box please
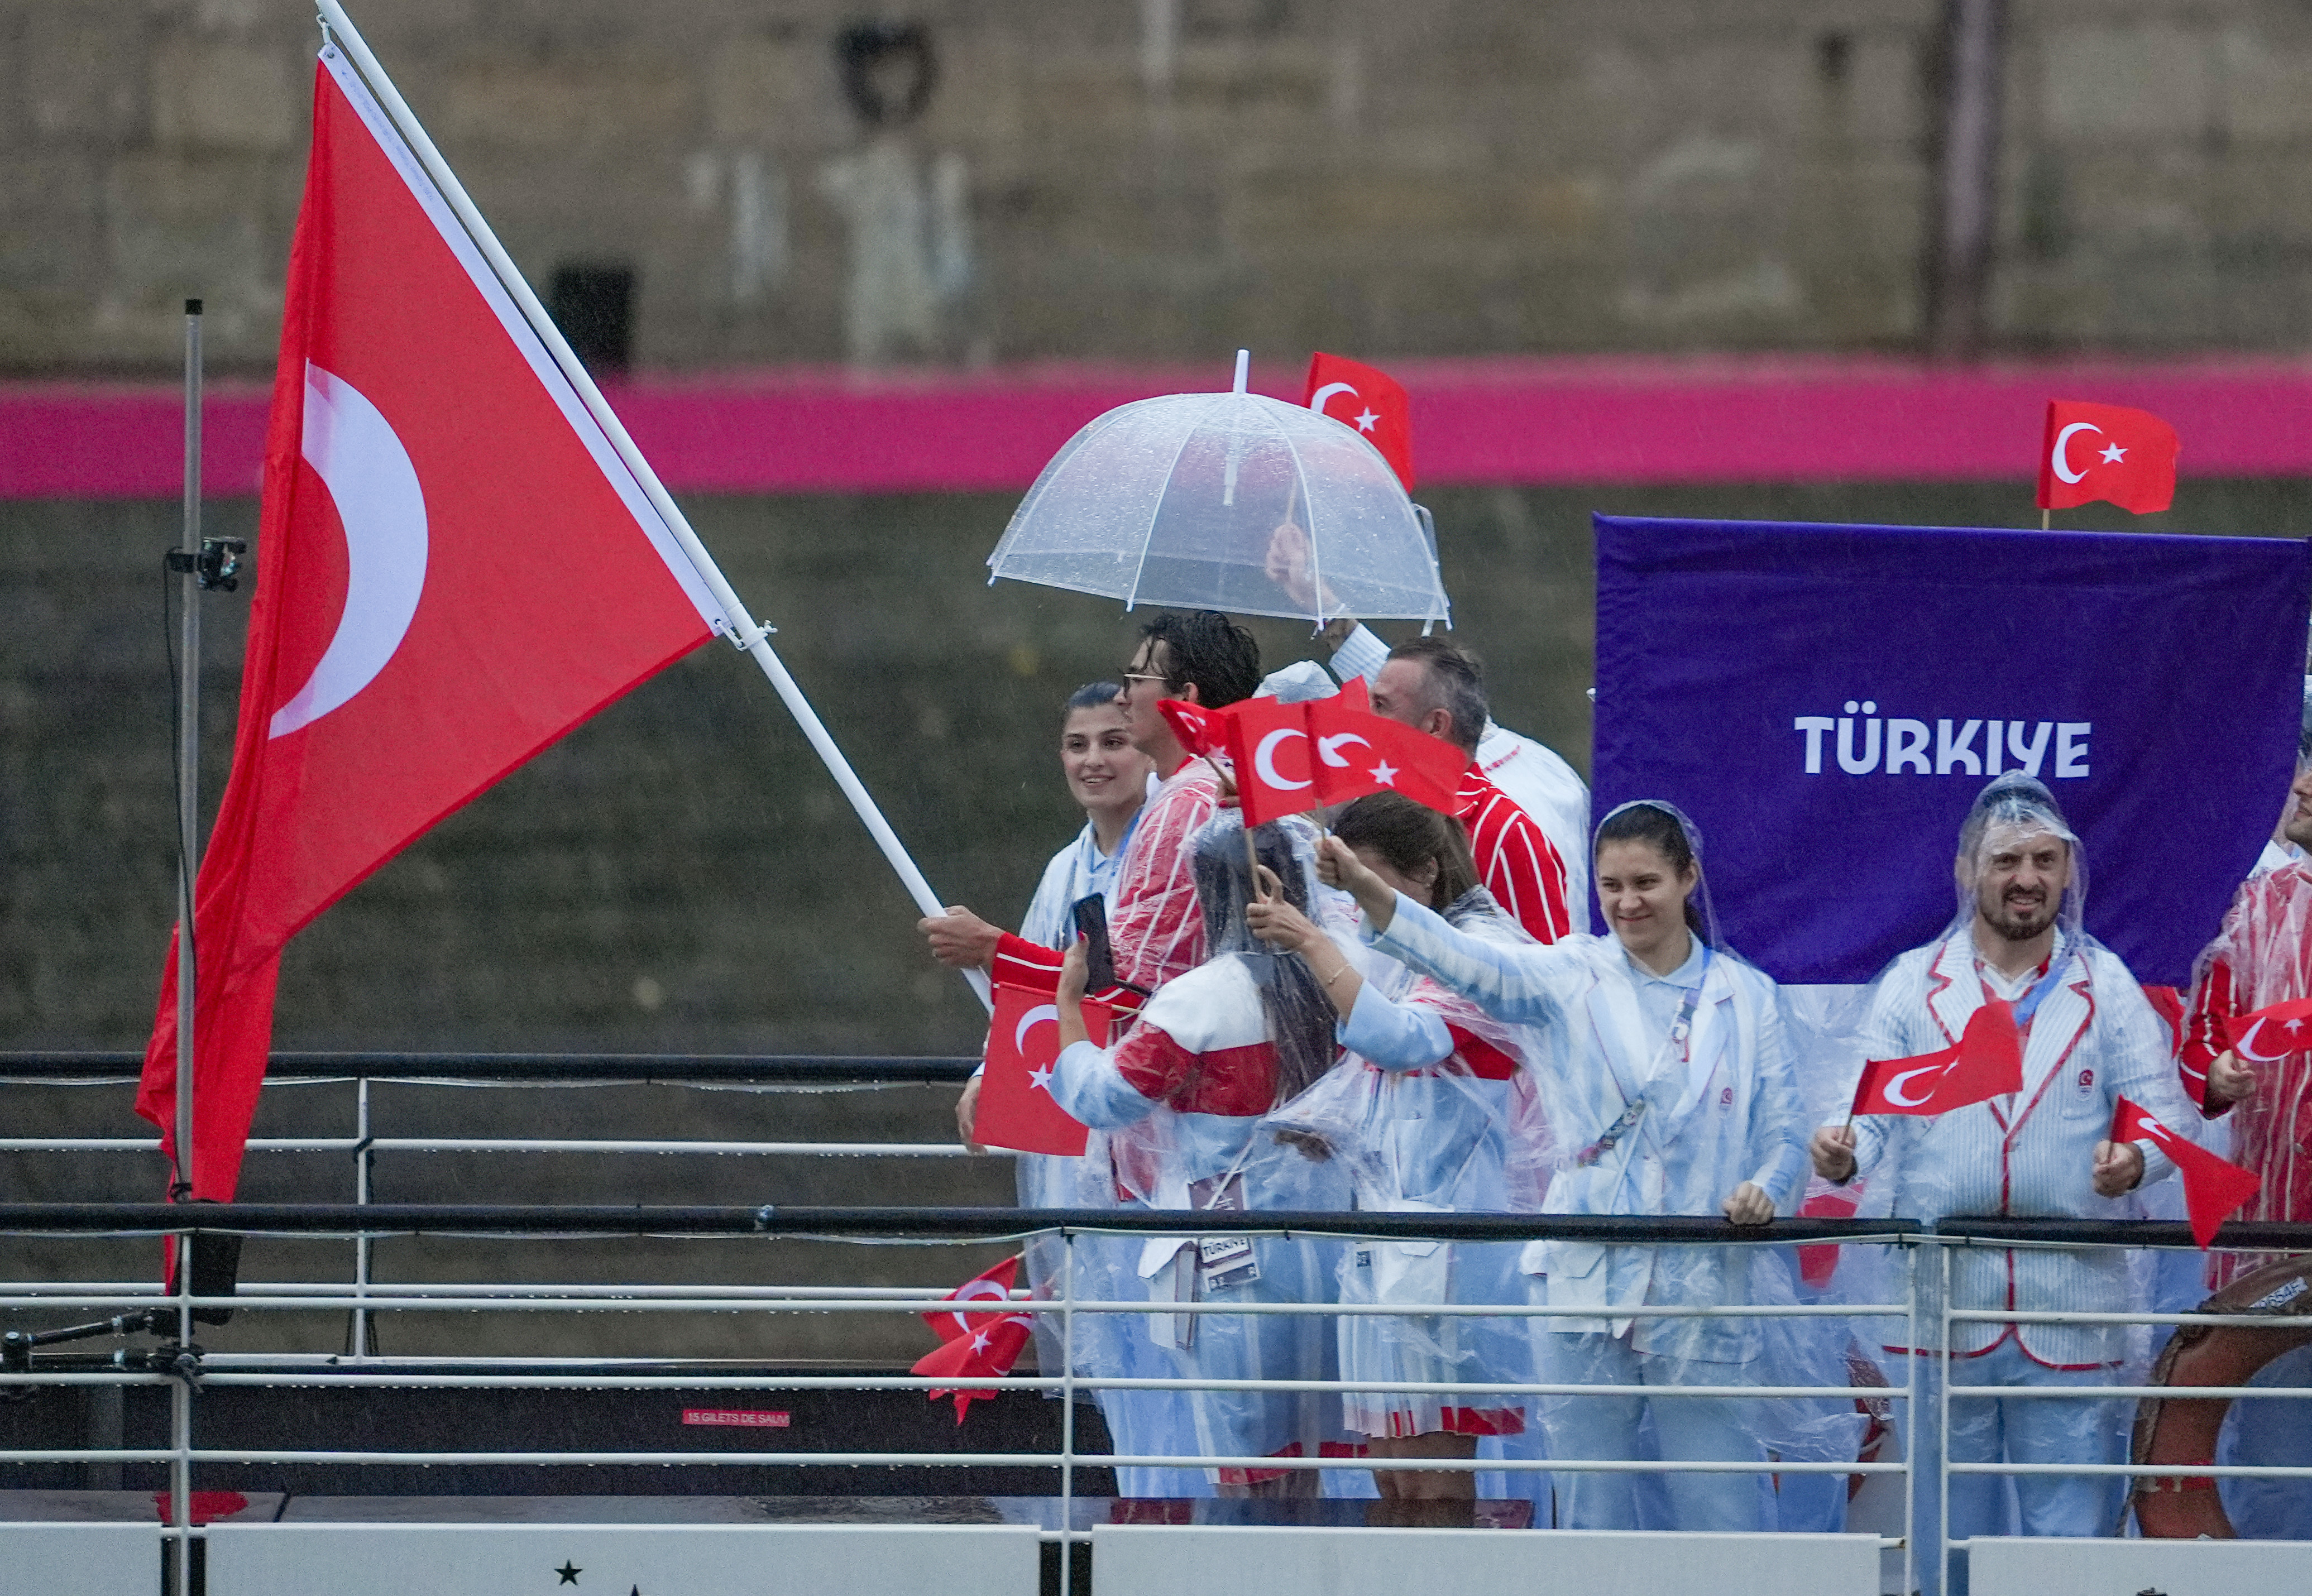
[2158,684,2312,1542]
[985,387,1450,625]
[1050,812,1361,1490]
[1267,880,1549,1445]
[1826,774,2209,1544]
[997,803,1217,1497]
[1357,799,1869,1530]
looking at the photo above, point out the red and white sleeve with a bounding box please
[1477,803,1572,945]
[2180,955,2239,1115]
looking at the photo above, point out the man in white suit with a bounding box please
[1811,775,2201,1549]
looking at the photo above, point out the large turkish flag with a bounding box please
[138,50,730,1199]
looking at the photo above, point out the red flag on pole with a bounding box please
[136,53,729,1200]
[912,1255,1034,1421]
[1305,694,1466,814]
[976,984,1103,1157]
[1157,697,1224,760]
[1849,1001,2024,1116]
[1222,697,1320,828]
[2036,400,2180,514]
[1303,352,1415,492]
[2112,1097,2262,1248]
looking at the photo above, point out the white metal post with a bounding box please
[1938,1242,1955,1596]
[1903,1236,1919,1596]
[314,0,989,1012]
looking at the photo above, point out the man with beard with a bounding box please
[1810,775,2198,1549]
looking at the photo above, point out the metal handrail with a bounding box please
[0,1052,980,1084]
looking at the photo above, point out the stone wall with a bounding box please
[4,1,2310,375]
[8,477,2308,1065]
[3,477,2307,1355]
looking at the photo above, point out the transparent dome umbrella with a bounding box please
[985,352,1451,627]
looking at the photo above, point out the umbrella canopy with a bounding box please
[985,358,1449,626]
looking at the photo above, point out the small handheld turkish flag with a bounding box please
[1849,1001,2024,1117]
[913,1255,1035,1421]
[2036,400,2180,514]
[2112,1097,2261,1248]
[1157,698,1223,760]
[1305,695,1466,816]
[1222,697,1320,828]
[977,982,1102,1157]
[2218,995,2312,1063]
[1304,352,1415,492]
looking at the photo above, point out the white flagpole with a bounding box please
[317,1,990,1010]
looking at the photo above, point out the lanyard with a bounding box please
[1574,947,1712,1169]
[1986,945,2070,1035]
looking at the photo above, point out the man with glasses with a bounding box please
[921,610,1261,999]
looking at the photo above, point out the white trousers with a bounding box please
[1944,1339,2122,1541]
[1535,1330,1768,1532]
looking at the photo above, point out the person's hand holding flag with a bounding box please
[1814,1003,2024,1182]
[2109,1097,2262,1246]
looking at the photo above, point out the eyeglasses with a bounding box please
[1120,664,1178,689]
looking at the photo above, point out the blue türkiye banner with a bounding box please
[1591,515,2311,985]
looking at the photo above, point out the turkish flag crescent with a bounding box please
[1303,352,1415,492]
[1849,1001,2024,1117]
[138,52,730,1199]
[2112,1097,2261,1248]
[2036,400,2180,514]
[976,983,1101,1157]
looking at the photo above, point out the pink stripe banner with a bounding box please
[5,354,2309,500]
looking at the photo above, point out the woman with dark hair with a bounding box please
[1279,798,1809,1532]
[1051,813,1355,1496]
[1246,793,1548,1501]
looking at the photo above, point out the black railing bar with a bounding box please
[0,1202,1930,1243]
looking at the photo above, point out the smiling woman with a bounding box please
[1307,801,1813,1531]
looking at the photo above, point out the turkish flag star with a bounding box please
[1370,759,1400,786]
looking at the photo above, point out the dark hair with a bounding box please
[1332,792,1480,911]
[1385,636,1488,755]
[1593,801,1703,933]
[1064,681,1124,721]
[1138,611,1261,710]
[1190,822,1336,1108]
